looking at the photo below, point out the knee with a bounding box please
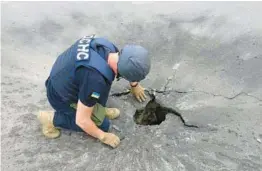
[99,117,110,132]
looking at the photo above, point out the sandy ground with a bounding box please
[1,2,262,171]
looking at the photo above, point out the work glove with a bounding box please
[130,83,146,102]
[99,132,120,148]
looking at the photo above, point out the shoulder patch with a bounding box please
[91,92,100,99]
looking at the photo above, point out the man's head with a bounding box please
[117,45,151,82]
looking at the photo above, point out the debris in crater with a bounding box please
[133,93,198,128]
[110,87,198,127]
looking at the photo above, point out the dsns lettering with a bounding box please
[76,35,94,60]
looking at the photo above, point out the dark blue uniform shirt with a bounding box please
[47,44,112,108]
[75,66,111,107]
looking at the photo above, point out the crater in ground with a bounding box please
[133,95,198,128]
[134,97,166,125]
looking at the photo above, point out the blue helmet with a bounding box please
[117,45,151,82]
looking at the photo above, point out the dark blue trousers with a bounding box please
[45,79,110,132]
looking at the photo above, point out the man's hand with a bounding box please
[130,82,146,102]
[98,132,120,148]
[75,100,120,148]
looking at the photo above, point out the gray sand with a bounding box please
[1,2,262,171]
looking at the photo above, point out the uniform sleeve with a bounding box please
[75,67,108,107]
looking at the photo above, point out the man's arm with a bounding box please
[130,82,138,87]
[75,100,120,148]
[75,100,104,139]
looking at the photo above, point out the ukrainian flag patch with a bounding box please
[91,92,100,99]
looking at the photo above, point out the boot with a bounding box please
[37,111,60,138]
[105,108,120,120]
